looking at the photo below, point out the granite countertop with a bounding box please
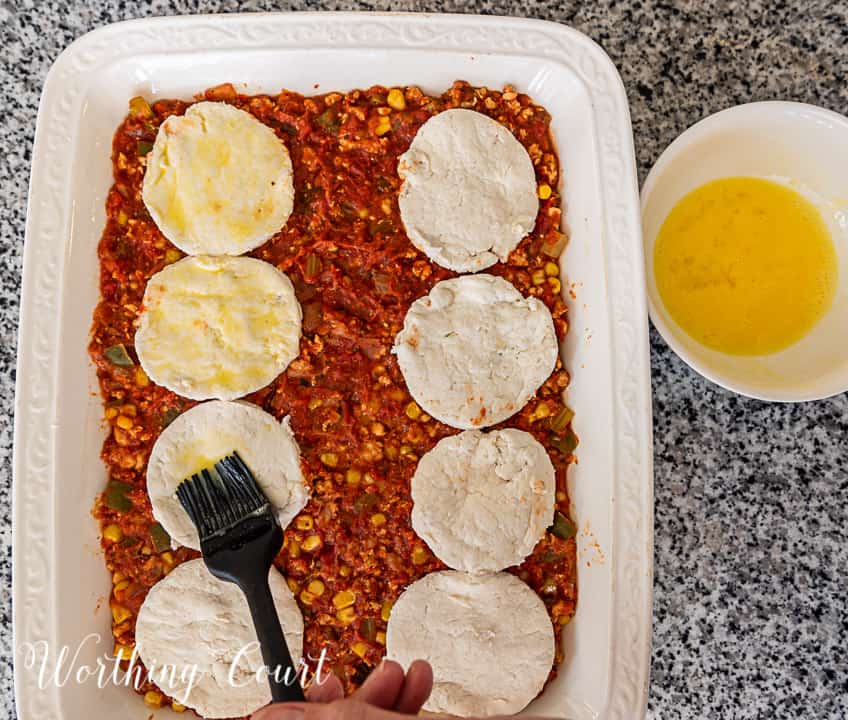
[1,1,846,718]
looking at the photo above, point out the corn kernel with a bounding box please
[300,590,316,605]
[117,210,128,226]
[387,89,406,110]
[144,690,163,708]
[112,571,126,584]
[120,404,136,416]
[172,702,187,713]
[411,546,428,565]
[134,367,149,387]
[103,524,123,543]
[376,631,386,645]
[308,579,326,596]
[296,515,314,531]
[352,641,369,659]
[113,642,134,660]
[336,607,356,625]
[529,402,551,423]
[405,402,421,420]
[333,590,356,609]
[531,269,547,285]
[308,398,323,411]
[339,565,351,578]
[164,248,181,264]
[105,407,118,420]
[111,604,132,625]
[346,469,362,485]
[375,116,392,136]
[116,415,133,430]
[300,534,321,552]
[371,513,387,527]
[320,452,338,468]
[128,96,152,118]
[548,277,562,294]
[381,600,393,622]
[544,261,559,277]
[161,551,174,566]
[420,414,431,423]
[370,422,386,437]
[114,580,130,595]
[288,540,301,559]
[538,184,552,200]
[287,578,299,593]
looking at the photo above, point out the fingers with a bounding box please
[352,660,406,709]
[393,660,433,714]
[306,672,344,703]
[252,659,435,720]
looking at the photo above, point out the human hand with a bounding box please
[252,659,433,720]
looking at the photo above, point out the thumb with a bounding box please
[252,699,405,720]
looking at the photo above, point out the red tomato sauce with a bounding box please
[91,81,577,716]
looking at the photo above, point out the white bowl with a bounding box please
[641,101,848,401]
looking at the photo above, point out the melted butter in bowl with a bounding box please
[653,176,838,356]
[641,101,848,401]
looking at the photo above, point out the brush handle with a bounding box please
[243,578,306,704]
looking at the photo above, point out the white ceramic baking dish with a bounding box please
[13,12,653,720]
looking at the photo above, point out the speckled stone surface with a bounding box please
[1,1,846,719]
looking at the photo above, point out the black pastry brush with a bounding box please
[176,451,305,703]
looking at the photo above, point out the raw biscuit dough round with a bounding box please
[411,428,555,573]
[135,255,302,401]
[135,559,304,719]
[142,101,295,255]
[397,108,538,272]
[392,274,558,429]
[386,570,555,717]
[147,400,309,550]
